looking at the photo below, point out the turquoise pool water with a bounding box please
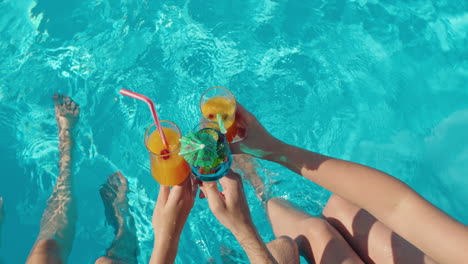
[1,0,468,263]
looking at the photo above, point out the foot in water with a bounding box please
[98,171,138,264]
[53,93,79,131]
[51,94,79,188]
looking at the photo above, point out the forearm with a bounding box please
[150,232,180,264]
[232,225,277,264]
[264,140,414,220]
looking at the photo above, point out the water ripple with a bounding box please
[2,0,468,262]
[45,46,97,80]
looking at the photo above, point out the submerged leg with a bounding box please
[232,154,267,201]
[95,172,138,264]
[27,94,80,264]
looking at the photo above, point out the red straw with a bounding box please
[119,89,169,148]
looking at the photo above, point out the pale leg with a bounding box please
[266,198,364,264]
[323,194,437,264]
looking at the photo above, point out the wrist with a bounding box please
[238,136,284,160]
[262,138,287,162]
[231,223,276,264]
[152,232,181,264]
[154,227,182,243]
[231,222,260,243]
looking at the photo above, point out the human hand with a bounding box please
[151,177,197,264]
[200,171,278,263]
[199,170,254,235]
[230,103,280,159]
[152,176,197,238]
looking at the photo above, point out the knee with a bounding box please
[27,238,62,263]
[266,197,281,210]
[95,256,117,264]
[275,236,297,251]
[300,217,336,240]
[33,238,61,255]
[323,194,347,217]
[266,197,309,220]
[268,236,300,264]
[266,198,284,218]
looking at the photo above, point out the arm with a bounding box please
[231,103,468,264]
[232,225,276,264]
[150,177,196,264]
[200,171,277,264]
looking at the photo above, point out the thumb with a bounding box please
[199,181,219,199]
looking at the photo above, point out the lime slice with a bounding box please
[200,128,219,141]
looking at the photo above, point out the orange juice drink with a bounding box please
[200,87,237,142]
[144,121,190,186]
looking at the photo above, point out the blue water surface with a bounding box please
[1,0,468,263]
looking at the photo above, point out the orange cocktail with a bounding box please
[200,87,237,142]
[144,121,190,186]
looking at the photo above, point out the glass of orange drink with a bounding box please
[144,121,190,186]
[200,87,237,143]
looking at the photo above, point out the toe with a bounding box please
[115,171,128,185]
[108,174,119,186]
[99,184,110,198]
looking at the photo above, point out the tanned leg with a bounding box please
[95,172,138,264]
[27,94,79,264]
[266,198,363,264]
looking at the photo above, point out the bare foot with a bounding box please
[100,172,131,231]
[53,93,79,131]
[99,172,138,263]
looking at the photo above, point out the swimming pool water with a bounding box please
[1,0,467,263]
